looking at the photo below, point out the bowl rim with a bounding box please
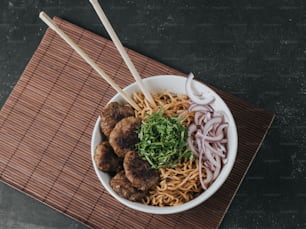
[91,74,238,214]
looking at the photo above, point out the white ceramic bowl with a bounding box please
[91,75,238,214]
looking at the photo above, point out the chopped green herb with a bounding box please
[136,111,193,169]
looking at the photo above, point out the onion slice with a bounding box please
[186,73,215,105]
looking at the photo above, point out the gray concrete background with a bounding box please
[1,0,306,228]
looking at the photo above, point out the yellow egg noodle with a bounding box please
[133,92,206,206]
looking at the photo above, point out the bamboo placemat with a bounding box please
[0,17,274,228]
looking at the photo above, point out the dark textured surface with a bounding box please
[0,0,305,228]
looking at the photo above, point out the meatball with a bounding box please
[110,171,146,202]
[123,151,159,191]
[109,116,141,157]
[100,102,134,137]
[94,141,122,172]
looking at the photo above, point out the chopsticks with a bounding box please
[89,0,156,106]
[39,11,140,111]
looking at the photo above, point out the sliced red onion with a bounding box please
[186,73,228,191]
[215,142,227,153]
[194,112,203,125]
[204,160,213,171]
[202,167,213,190]
[188,123,197,136]
[199,151,206,189]
[204,112,213,124]
[186,73,215,105]
[203,144,218,167]
[189,104,212,113]
[202,116,222,136]
[216,123,228,135]
[212,155,222,180]
[188,136,198,157]
[205,142,226,158]
[204,134,224,143]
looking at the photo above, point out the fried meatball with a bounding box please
[110,171,146,202]
[94,141,122,172]
[123,151,159,191]
[109,116,141,157]
[100,102,135,137]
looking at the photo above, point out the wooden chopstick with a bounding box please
[39,11,140,111]
[89,0,156,107]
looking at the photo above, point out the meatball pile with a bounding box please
[94,102,159,202]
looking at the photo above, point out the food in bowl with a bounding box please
[91,74,238,214]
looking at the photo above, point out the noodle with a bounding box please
[133,91,194,126]
[143,159,206,206]
[132,91,204,206]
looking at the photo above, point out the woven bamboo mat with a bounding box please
[0,17,274,228]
